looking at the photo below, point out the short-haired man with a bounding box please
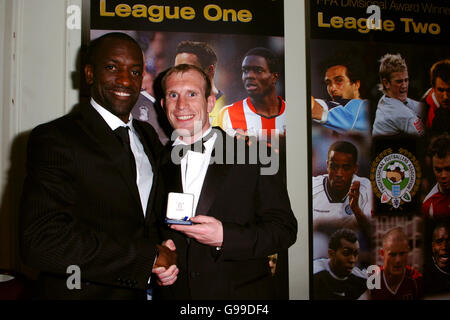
[20,33,176,299]
[313,141,372,237]
[311,59,369,134]
[313,229,367,300]
[175,40,227,127]
[424,223,450,295]
[220,47,286,139]
[370,227,423,300]
[423,59,450,135]
[372,53,424,136]
[422,134,450,219]
[153,64,297,300]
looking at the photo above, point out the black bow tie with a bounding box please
[190,130,216,153]
[179,130,216,155]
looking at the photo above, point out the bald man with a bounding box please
[370,227,423,300]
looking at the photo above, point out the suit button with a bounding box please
[190,272,200,279]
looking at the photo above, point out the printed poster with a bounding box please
[308,0,450,300]
[88,0,290,298]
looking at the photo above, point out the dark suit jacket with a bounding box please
[155,128,297,300]
[20,103,165,300]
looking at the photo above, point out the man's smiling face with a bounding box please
[85,38,143,123]
[162,69,215,143]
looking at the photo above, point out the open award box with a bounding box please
[165,192,195,225]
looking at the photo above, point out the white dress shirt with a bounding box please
[91,98,153,216]
[173,127,217,215]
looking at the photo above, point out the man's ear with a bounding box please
[353,80,361,96]
[272,72,279,85]
[379,248,385,259]
[328,249,336,260]
[207,95,216,114]
[160,98,165,109]
[207,64,216,79]
[84,64,94,85]
[353,163,358,175]
[382,78,390,90]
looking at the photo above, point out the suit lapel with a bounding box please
[164,129,231,217]
[164,151,183,194]
[77,104,143,216]
[195,130,231,216]
[195,163,229,216]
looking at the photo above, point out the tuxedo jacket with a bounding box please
[155,129,297,300]
[20,103,165,300]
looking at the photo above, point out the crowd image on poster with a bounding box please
[308,0,450,300]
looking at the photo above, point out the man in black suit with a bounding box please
[20,32,177,300]
[152,64,297,300]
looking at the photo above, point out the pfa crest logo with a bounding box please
[371,148,421,209]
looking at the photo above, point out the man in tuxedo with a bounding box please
[174,40,228,127]
[20,32,176,299]
[152,64,297,300]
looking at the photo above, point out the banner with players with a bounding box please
[87,0,290,299]
[87,0,286,142]
[308,0,450,300]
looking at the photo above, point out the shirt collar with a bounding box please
[431,90,441,108]
[90,98,134,131]
[383,94,409,105]
[327,260,349,281]
[140,90,156,103]
[173,126,213,147]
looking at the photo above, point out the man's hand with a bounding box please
[348,181,361,214]
[348,181,371,237]
[311,96,324,120]
[153,264,179,286]
[154,239,177,268]
[170,215,223,247]
[152,240,178,286]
